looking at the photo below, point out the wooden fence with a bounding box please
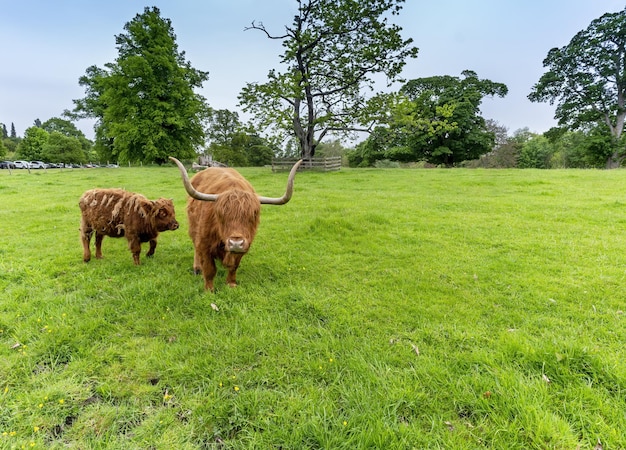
[271,156,342,172]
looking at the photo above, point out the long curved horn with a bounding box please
[169,157,219,202]
[170,157,302,205]
[258,159,303,205]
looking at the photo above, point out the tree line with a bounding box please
[0,118,94,164]
[3,3,626,168]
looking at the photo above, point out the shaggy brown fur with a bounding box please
[79,188,179,265]
[186,168,261,291]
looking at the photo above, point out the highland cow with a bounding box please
[79,188,179,265]
[169,157,302,291]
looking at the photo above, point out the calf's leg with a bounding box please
[94,233,105,259]
[80,220,93,262]
[127,236,142,265]
[146,238,157,258]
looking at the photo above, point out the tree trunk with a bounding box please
[605,150,624,169]
[604,111,625,169]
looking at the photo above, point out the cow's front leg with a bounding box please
[94,233,105,259]
[224,253,243,288]
[202,258,217,292]
[146,238,157,258]
[127,236,142,265]
[192,242,207,275]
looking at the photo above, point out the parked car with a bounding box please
[0,161,15,169]
[13,160,30,169]
[29,161,48,169]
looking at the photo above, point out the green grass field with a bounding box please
[1,166,625,449]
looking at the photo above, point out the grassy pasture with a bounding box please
[0,166,625,449]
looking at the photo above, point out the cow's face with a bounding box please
[215,191,260,253]
[153,198,179,232]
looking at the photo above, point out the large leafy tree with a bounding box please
[528,8,626,168]
[16,127,48,160]
[350,71,507,166]
[0,123,7,158]
[206,109,242,148]
[239,0,418,159]
[69,7,209,164]
[42,117,93,160]
[399,70,508,165]
[206,109,274,166]
[42,132,85,165]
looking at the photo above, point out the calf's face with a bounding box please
[153,198,179,232]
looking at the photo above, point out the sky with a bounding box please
[1,0,624,141]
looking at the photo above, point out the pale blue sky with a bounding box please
[1,1,623,140]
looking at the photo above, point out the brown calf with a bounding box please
[79,188,179,265]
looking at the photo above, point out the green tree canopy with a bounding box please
[239,0,418,159]
[205,109,275,166]
[400,70,507,165]
[0,123,7,158]
[69,7,210,164]
[350,71,507,166]
[42,117,84,138]
[517,135,554,169]
[16,127,48,160]
[42,117,93,160]
[42,132,85,164]
[206,109,241,148]
[529,8,626,168]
